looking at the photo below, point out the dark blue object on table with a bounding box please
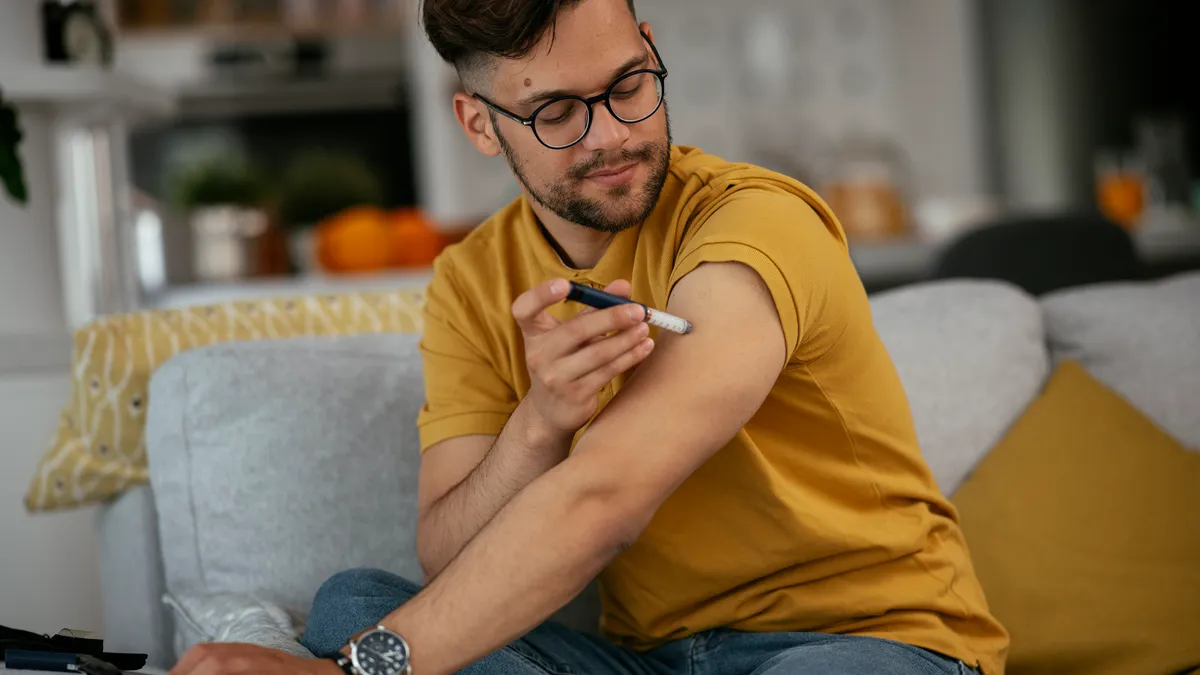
[4,648,78,672]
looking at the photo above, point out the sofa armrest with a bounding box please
[96,484,175,669]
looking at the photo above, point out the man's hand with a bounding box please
[415,277,652,580]
[170,643,341,675]
[512,278,655,435]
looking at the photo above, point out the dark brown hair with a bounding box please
[422,0,637,87]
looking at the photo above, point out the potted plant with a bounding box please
[0,89,29,206]
[275,150,383,273]
[167,153,272,282]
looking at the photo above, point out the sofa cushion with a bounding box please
[1041,271,1200,449]
[25,289,425,513]
[146,334,427,621]
[953,360,1200,675]
[869,280,1049,495]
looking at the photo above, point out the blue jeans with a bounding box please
[301,568,977,675]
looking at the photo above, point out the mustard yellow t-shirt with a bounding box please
[417,145,1009,674]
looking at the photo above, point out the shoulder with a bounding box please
[670,184,849,271]
[661,155,857,360]
[661,145,847,251]
[428,196,526,298]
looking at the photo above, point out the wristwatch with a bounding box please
[329,625,412,675]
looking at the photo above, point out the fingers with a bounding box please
[580,279,634,343]
[512,278,570,335]
[516,279,632,328]
[556,321,650,382]
[171,643,208,674]
[573,278,633,316]
[547,303,644,358]
[576,334,656,393]
[171,643,305,675]
[171,643,249,675]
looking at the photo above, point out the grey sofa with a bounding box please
[93,273,1200,670]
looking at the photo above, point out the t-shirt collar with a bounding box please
[519,196,640,288]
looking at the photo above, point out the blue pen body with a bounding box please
[566,282,639,310]
[564,281,693,334]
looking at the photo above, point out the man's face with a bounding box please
[484,0,671,233]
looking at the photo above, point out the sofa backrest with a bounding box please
[144,278,1061,647]
[868,279,1049,495]
[1040,272,1200,449]
[147,334,428,620]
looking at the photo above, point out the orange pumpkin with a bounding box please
[314,206,394,273]
[388,207,445,267]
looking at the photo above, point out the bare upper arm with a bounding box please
[417,435,495,517]
[565,261,787,514]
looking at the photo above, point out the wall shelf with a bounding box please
[0,65,174,118]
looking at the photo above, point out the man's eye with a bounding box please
[613,83,642,99]
[537,100,578,125]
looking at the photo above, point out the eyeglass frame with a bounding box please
[472,31,669,150]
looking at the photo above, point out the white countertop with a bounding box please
[0,64,174,120]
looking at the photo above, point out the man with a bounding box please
[170,0,1009,673]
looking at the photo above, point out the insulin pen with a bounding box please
[566,281,693,335]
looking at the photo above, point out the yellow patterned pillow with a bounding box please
[24,289,426,512]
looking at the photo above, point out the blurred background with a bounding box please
[2,0,1197,325]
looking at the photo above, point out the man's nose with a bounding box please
[579,102,631,153]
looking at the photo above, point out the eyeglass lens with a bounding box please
[533,71,664,148]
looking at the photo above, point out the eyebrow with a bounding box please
[515,49,651,109]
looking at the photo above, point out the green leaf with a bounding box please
[0,91,29,206]
[276,151,383,230]
[167,153,270,212]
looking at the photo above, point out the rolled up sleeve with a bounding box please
[667,188,852,359]
[416,257,518,452]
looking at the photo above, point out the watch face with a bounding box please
[354,629,409,675]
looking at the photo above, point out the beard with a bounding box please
[496,106,673,234]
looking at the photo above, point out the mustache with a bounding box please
[568,143,657,181]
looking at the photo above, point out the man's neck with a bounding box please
[529,202,618,270]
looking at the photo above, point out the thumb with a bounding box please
[579,279,636,346]
[602,278,633,299]
[578,279,634,318]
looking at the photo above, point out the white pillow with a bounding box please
[869,279,1049,495]
[1042,271,1200,449]
[163,592,315,661]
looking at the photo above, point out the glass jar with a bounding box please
[820,134,914,241]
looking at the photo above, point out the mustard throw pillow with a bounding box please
[25,289,425,512]
[953,360,1200,675]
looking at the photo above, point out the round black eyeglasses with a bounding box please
[473,32,668,150]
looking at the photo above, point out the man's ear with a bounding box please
[640,22,655,45]
[454,92,501,157]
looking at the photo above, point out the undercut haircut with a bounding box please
[421,0,638,92]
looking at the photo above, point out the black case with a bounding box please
[0,624,147,671]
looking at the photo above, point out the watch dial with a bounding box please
[357,630,409,675]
